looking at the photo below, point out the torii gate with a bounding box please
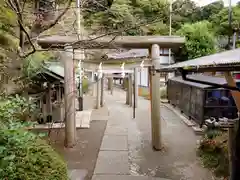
[37,35,185,149]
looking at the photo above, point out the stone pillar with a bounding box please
[64,46,76,147]
[150,44,162,150]
[96,76,101,109]
[128,74,133,107]
[100,74,104,107]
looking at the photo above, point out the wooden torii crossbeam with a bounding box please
[37,35,184,49]
[157,48,240,180]
[37,35,185,150]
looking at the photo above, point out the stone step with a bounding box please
[76,110,93,128]
[29,110,92,130]
[68,169,88,180]
[92,175,171,180]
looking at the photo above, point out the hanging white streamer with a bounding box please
[121,62,125,78]
[98,62,103,78]
[140,60,144,72]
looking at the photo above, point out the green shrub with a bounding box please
[0,95,68,180]
[0,95,37,125]
[160,86,167,99]
[198,130,229,178]
[0,128,68,180]
[82,78,89,93]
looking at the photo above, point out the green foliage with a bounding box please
[198,130,229,178]
[171,0,200,29]
[176,21,217,60]
[143,21,169,35]
[82,78,89,93]
[211,5,240,36]
[0,128,68,180]
[160,86,167,99]
[84,0,171,35]
[0,95,68,180]
[200,1,224,21]
[23,51,55,79]
[0,1,17,61]
[0,95,37,125]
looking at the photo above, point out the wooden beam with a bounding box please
[224,72,240,180]
[38,35,185,49]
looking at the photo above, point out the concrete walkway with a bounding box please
[92,88,217,180]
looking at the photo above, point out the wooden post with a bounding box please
[64,46,76,147]
[128,73,133,107]
[134,68,138,108]
[46,83,52,121]
[57,83,63,122]
[150,44,162,150]
[224,72,240,180]
[110,77,113,95]
[100,74,104,107]
[91,71,95,96]
[126,77,129,105]
[107,77,111,90]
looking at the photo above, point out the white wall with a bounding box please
[137,67,149,87]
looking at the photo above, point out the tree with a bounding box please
[210,5,240,36]
[176,21,217,60]
[200,0,224,20]
[171,0,200,29]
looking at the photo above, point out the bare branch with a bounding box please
[18,19,36,58]
[31,0,73,38]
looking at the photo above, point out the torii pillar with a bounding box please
[64,46,76,147]
[150,44,162,150]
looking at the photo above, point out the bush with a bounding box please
[0,95,69,180]
[198,129,229,178]
[82,78,89,93]
[0,95,37,125]
[160,86,167,99]
[138,87,167,100]
[0,128,68,180]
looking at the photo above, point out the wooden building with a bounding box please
[29,62,65,124]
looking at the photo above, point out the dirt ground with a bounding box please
[45,120,107,180]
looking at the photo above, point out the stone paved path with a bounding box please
[92,88,218,180]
